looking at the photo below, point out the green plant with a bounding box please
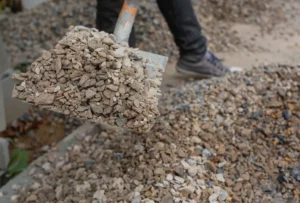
[6,149,29,178]
[0,149,28,187]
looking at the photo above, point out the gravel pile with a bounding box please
[0,0,284,67]
[12,26,163,133]
[9,64,300,203]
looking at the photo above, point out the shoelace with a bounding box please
[206,51,227,73]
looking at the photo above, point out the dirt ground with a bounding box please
[0,110,66,162]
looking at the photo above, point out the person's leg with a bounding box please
[96,0,136,47]
[156,0,207,62]
[156,0,230,77]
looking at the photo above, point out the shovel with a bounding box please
[113,0,168,72]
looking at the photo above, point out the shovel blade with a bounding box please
[137,50,168,72]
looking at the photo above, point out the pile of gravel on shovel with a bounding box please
[12,26,163,133]
[9,64,300,203]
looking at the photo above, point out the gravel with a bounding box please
[0,0,298,202]
[8,64,300,202]
[12,26,163,133]
[0,0,285,67]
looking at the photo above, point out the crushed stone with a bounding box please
[12,26,164,133]
[10,64,300,203]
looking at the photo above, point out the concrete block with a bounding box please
[0,38,30,132]
[0,69,30,132]
[0,80,5,131]
[0,40,9,74]
[0,138,9,170]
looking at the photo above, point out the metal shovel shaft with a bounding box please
[114,0,140,44]
[113,0,168,71]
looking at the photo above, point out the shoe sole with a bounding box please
[176,66,213,78]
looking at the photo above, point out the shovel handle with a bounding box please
[113,0,140,43]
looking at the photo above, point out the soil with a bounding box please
[1,122,65,162]
[0,108,80,163]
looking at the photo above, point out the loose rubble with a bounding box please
[0,0,285,67]
[10,64,300,203]
[12,26,164,133]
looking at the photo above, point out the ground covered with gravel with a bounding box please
[1,0,299,202]
[9,64,300,203]
[0,0,285,67]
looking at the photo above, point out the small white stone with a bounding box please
[170,143,177,149]
[142,199,155,203]
[12,184,21,191]
[31,182,41,190]
[202,149,212,157]
[196,179,206,189]
[55,185,63,199]
[76,181,91,193]
[88,173,98,179]
[55,160,65,169]
[11,195,19,202]
[28,167,36,175]
[188,167,198,177]
[21,81,26,87]
[93,190,107,202]
[163,180,170,186]
[134,185,144,192]
[123,58,131,68]
[42,162,51,172]
[216,173,225,182]
[166,174,173,181]
[174,176,185,184]
[174,198,181,203]
[54,86,61,92]
[113,47,125,58]
[218,161,226,168]
[112,177,124,190]
[213,186,221,195]
[170,188,177,196]
[179,185,195,194]
[219,188,229,201]
[196,188,202,196]
[154,183,164,188]
[181,160,191,170]
[73,145,82,152]
[186,158,197,165]
[191,136,202,144]
[209,193,219,203]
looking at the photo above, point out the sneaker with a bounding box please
[176,51,230,78]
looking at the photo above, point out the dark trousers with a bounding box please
[96,0,207,61]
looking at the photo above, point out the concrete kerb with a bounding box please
[0,122,101,202]
[0,138,10,176]
[0,38,30,132]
